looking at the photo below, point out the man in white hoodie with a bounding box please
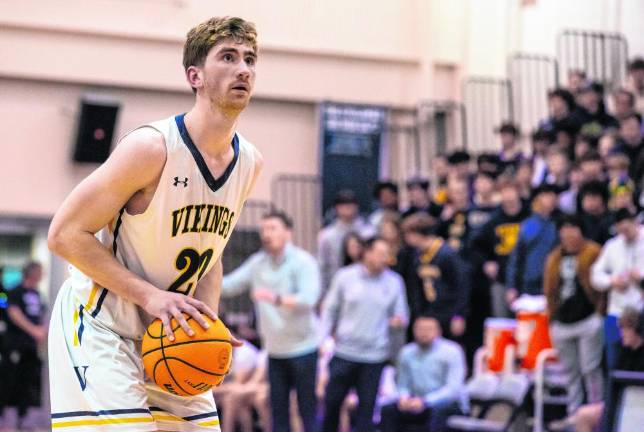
[591,208,644,369]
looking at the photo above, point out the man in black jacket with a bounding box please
[401,213,470,340]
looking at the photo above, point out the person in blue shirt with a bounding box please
[222,210,321,432]
[379,315,466,432]
[506,183,560,304]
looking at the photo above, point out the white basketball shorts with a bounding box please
[48,280,221,431]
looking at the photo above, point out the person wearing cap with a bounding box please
[574,81,619,136]
[591,208,644,370]
[530,129,554,187]
[544,215,605,419]
[495,122,523,174]
[368,181,399,228]
[318,189,372,298]
[401,177,440,220]
[505,183,560,304]
[401,213,470,340]
[616,112,644,182]
[624,57,644,113]
[539,88,582,140]
[577,180,613,245]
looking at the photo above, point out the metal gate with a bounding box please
[556,29,629,91]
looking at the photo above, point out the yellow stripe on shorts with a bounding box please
[198,419,221,426]
[52,416,154,428]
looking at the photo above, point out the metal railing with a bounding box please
[508,53,559,139]
[556,29,629,91]
[271,173,322,253]
[463,77,514,154]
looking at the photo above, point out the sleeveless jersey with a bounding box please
[67,113,257,339]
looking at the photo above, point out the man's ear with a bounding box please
[186,65,203,91]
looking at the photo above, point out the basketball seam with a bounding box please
[142,338,232,358]
[145,315,198,340]
[161,356,227,377]
[159,321,193,396]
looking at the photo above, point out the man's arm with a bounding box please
[320,271,343,340]
[279,254,321,309]
[47,128,214,340]
[591,244,614,291]
[7,306,47,343]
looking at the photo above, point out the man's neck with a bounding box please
[184,100,239,157]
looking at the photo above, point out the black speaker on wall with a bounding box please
[72,96,120,163]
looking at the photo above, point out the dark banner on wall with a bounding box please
[320,102,387,219]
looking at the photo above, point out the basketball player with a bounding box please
[47,17,262,432]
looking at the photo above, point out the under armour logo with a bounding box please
[173,177,188,187]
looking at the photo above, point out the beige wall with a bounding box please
[1,0,643,218]
[0,78,318,215]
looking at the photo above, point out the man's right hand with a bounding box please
[142,290,217,341]
[397,396,412,411]
[505,288,519,306]
[483,261,499,280]
[611,275,629,292]
[31,326,48,344]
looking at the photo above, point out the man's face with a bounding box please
[408,186,428,207]
[578,90,600,112]
[192,40,257,114]
[335,203,358,221]
[500,187,521,215]
[260,218,290,254]
[559,225,583,252]
[548,96,568,117]
[580,161,604,182]
[614,92,634,117]
[24,266,43,287]
[631,68,644,88]
[619,117,642,145]
[414,318,440,346]
[536,192,558,215]
[448,181,470,209]
[547,153,568,177]
[616,218,638,241]
[362,240,391,274]
[474,175,494,197]
[403,231,423,248]
[581,194,605,216]
[500,132,516,149]
[620,326,641,349]
[378,189,398,209]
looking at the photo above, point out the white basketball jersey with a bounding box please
[68,114,257,339]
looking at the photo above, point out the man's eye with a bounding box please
[246,57,256,66]
[223,54,233,61]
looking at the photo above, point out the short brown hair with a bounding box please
[183,16,258,72]
[619,307,642,332]
[400,213,438,236]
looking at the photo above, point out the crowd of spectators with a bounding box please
[215,58,644,432]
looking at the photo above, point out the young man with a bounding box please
[591,208,644,370]
[543,216,605,418]
[221,211,321,432]
[505,184,560,304]
[4,262,47,430]
[47,17,263,432]
[321,237,408,432]
[401,214,470,340]
[379,316,466,432]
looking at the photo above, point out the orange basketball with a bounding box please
[142,313,232,396]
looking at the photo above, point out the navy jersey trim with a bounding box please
[174,113,240,193]
[51,408,151,419]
